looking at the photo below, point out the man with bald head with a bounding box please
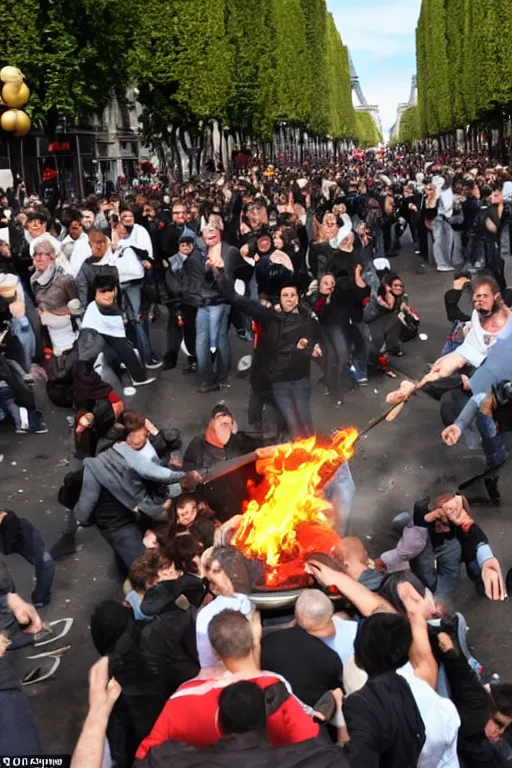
[294,589,358,669]
[261,589,343,708]
[333,536,385,592]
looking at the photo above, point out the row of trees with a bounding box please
[408,0,512,146]
[2,0,382,151]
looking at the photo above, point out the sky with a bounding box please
[327,0,422,139]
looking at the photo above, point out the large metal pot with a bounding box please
[248,588,304,611]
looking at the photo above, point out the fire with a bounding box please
[233,427,358,588]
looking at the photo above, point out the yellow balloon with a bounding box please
[0,109,18,133]
[13,111,31,136]
[2,82,30,108]
[0,66,24,84]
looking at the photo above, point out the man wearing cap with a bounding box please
[183,404,260,523]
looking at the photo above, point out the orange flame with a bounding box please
[233,427,358,588]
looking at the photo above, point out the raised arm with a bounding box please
[304,560,396,617]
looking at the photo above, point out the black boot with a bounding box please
[49,510,78,560]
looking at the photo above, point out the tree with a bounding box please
[398,106,420,145]
[355,111,382,148]
[300,0,329,137]
[324,13,356,139]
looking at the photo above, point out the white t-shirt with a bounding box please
[457,310,512,367]
[196,594,252,669]
[81,301,125,337]
[397,663,460,768]
[321,616,358,668]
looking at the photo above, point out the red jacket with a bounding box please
[136,672,319,759]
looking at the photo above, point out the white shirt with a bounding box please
[61,231,89,260]
[115,243,145,284]
[69,237,93,277]
[321,616,358,668]
[196,594,252,669]
[81,301,125,337]
[398,663,460,768]
[122,223,153,260]
[457,309,512,367]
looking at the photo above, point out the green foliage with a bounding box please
[416,0,512,137]
[355,111,382,148]
[2,0,359,144]
[324,14,357,139]
[398,106,420,145]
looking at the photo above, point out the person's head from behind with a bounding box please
[218,681,267,737]
[32,238,56,272]
[472,275,502,318]
[354,612,411,677]
[279,283,299,313]
[208,609,254,665]
[486,683,512,743]
[122,411,148,451]
[295,589,334,637]
[90,600,132,656]
[93,272,117,307]
[165,533,203,575]
[26,210,48,237]
[208,403,234,447]
[89,231,109,260]
[204,546,252,597]
[333,537,370,580]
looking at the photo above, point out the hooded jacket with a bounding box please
[343,671,426,768]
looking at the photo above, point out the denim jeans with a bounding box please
[271,378,313,439]
[350,321,369,380]
[0,385,45,431]
[432,217,454,269]
[123,282,153,365]
[195,304,231,385]
[17,519,54,605]
[0,685,41,755]
[320,325,353,401]
[100,524,145,569]
[324,462,356,536]
[411,536,462,595]
[11,315,36,370]
[102,334,146,382]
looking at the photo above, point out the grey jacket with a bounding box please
[75,442,184,524]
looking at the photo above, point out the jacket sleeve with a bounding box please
[342,696,381,768]
[216,270,273,324]
[442,655,491,740]
[268,691,320,746]
[75,267,89,311]
[444,289,471,323]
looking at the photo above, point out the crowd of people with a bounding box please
[1,146,512,767]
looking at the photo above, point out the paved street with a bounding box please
[2,236,511,754]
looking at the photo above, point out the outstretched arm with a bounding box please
[304,560,395,617]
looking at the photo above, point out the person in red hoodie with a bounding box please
[135,608,320,759]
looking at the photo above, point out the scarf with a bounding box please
[205,422,225,449]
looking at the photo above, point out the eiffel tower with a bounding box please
[349,50,382,136]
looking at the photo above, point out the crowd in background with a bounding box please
[1,147,512,766]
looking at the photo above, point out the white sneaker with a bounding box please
[437,266,454,272]
[123,386,137,396]
[131,377,156,387]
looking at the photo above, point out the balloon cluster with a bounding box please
[0,66,31,137]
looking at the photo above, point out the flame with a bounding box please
[233,427,358,588]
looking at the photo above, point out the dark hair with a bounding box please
[122,411,146,433]
[90,600,132,656]
[165,533,203,575]
[93,272,117,293]
[378,571,427,615]
[26,210,48,224]
[208,609,254,661]
[354,613,412,676]
[128,551,171,592]
[472,274,501,295]
[218,681,267,735]
[491,683,512,718]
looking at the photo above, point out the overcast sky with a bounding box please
[327,0,422,138]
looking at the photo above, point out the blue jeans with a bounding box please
[271,378,313,439]
[0,385,45,431]
[100,524,145,569]
[195,304,231,385]
[17,519,54,605]
[123,282,153,365]
[324,462,356,536]
[11,315,36,370]
[433,217,454,269]
[412,536,462,595]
